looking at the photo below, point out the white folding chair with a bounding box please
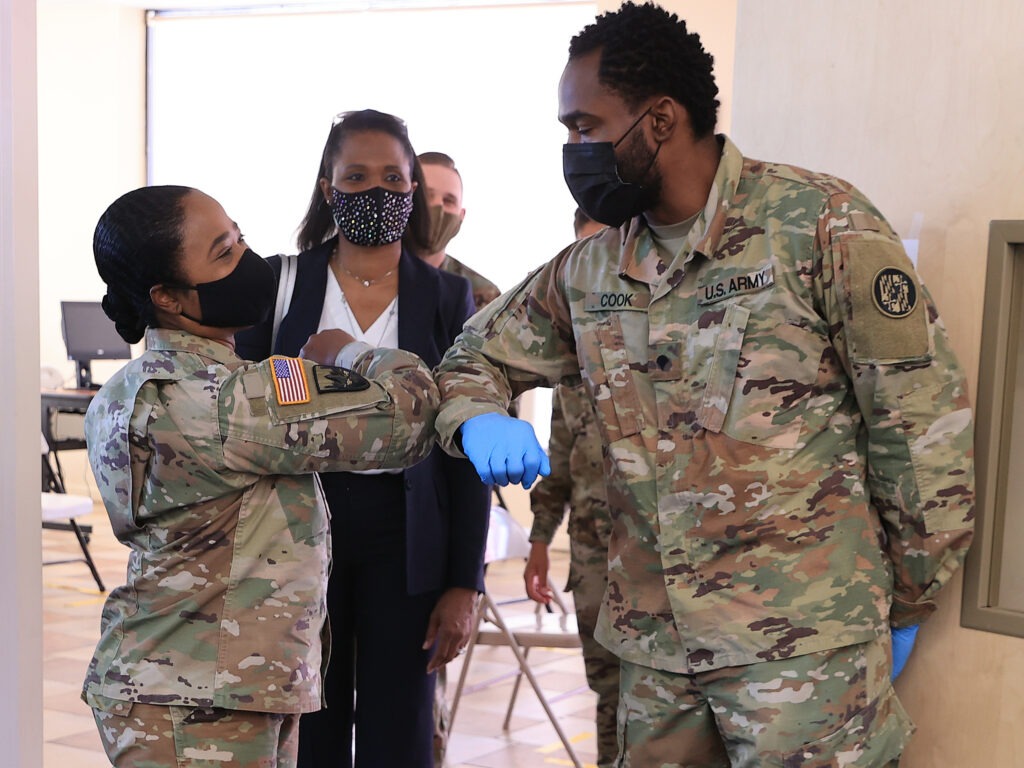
[41,433,105,591]
[449,505,584,768]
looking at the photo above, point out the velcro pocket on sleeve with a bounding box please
[265,382,389,425]
[241,369,269,417]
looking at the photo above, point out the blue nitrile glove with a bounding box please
[459,412,551,488]
[890,624,920,680]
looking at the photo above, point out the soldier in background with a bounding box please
[417,151,501,312]
[83,185,439,767]
[524,208,618,768]
[433,3,975,766]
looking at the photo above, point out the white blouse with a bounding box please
[319,267,401,474]
[318,267,399,348]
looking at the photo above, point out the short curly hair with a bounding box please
[568,1,719,138]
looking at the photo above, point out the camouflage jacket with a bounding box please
[441,253,501,312]
[83,329,438,713]
[529,383,611,550]
[435,136,975,674]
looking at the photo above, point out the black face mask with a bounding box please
[562,107,661,228]
[174,248,276,328]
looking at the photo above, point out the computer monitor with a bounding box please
[60,301,131,389]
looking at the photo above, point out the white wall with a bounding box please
[37,2,146,495]
[37,2,146,386]
[1,0,42,763]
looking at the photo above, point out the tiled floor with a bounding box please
[41,505,601,768]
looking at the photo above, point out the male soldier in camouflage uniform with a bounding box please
[418,151,502,312]
[525,210,619,768]
[83,185,442,767]
[434,4,974,766]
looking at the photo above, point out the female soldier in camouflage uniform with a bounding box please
[83,185,440,767]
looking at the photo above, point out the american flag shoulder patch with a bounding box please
[270,356,311,406]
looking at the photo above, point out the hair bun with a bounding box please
[102,292,146,344]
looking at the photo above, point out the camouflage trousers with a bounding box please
[91,697,299,767]
[568,538,620,768]
[616,634,913,767]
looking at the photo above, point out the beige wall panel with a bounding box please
[731,2,1024,765]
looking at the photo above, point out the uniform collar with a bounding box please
[618,135,744,288]
[145,328,241,366]
[691,134,743,261]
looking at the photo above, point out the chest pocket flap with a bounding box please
[580,315,644,443]
[698,303,750,433]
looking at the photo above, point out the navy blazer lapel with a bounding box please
[278,244,441,363]
[397,250,440,364]
[275,239,334,356]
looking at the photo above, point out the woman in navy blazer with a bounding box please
[235,110,489,768]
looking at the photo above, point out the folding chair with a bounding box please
[41,434,105,591]
[449,504,584,768]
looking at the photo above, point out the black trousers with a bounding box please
[298,472,439,768]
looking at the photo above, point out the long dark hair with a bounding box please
[296,109,430,254]
[93,185,193,343]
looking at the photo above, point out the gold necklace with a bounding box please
[339,262,397,288]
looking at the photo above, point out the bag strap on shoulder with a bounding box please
[271,253,297,353]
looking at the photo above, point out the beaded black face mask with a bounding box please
[329,186,414,248]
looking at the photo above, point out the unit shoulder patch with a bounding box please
[871,266,917,318]
[312,365,371,394]
[844,238,929,363]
